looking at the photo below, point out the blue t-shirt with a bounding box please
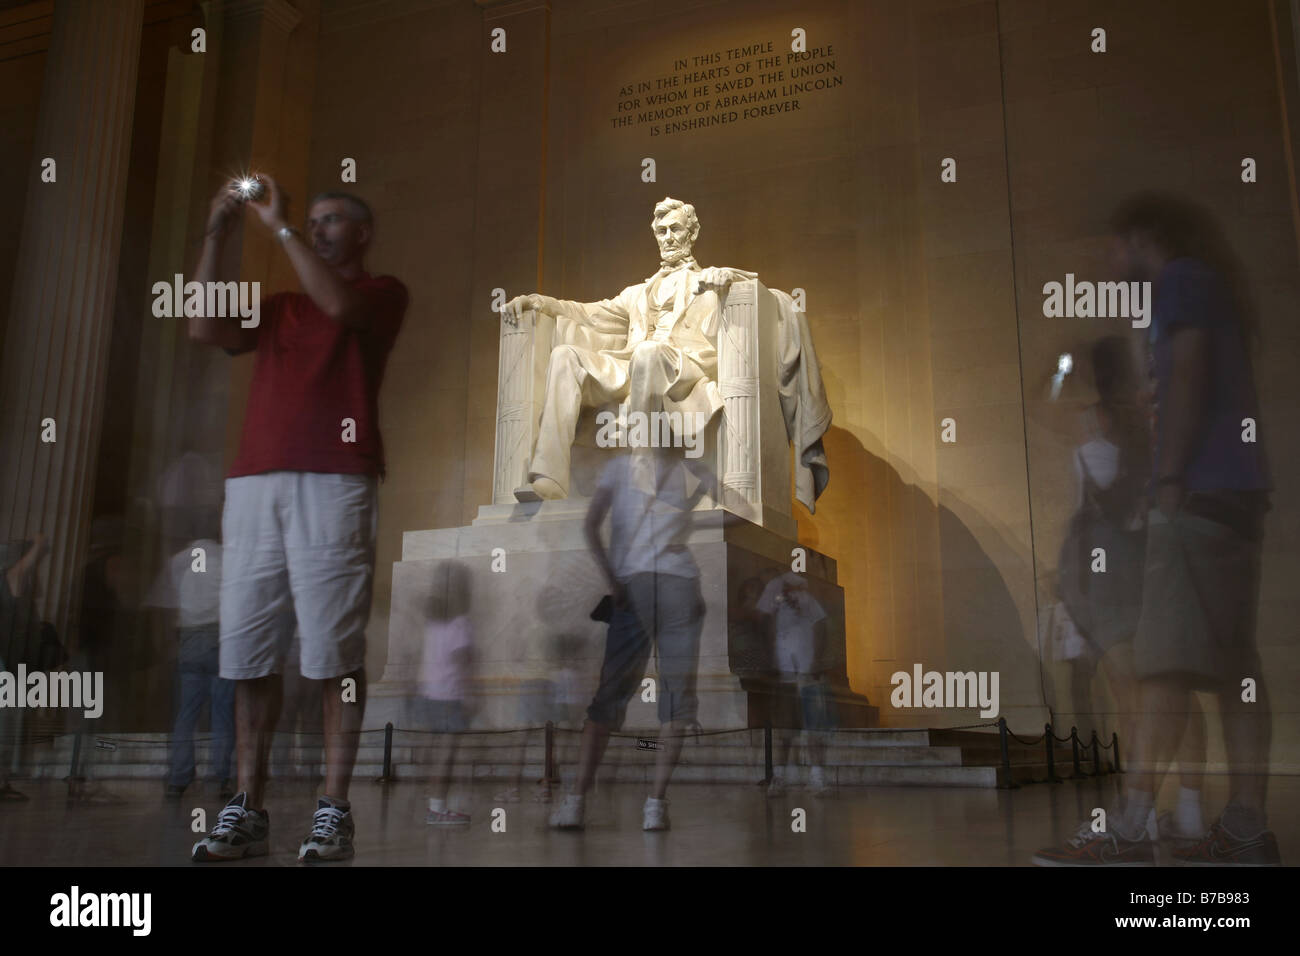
[1146,258,1270,493]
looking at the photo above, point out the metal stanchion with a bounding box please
[997,717,1018,789]
[763,722,773,784]
[1044,723,1060,783]
[544,721,558,784]
[374,722,394,784]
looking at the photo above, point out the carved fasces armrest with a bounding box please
[493,308,554,503]
[715,278,795,531]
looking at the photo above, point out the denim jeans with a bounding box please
[169,626,235,787]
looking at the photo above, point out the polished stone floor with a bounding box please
[1,774,1295,866]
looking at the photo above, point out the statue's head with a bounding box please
[651,197,699,264]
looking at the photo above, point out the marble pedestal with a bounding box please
[371,500,874,733]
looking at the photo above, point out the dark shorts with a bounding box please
[410,698,469,734]
[797,680,836,732]
[587,572,704,730]
[1132,504,1263,687]
[769,678,836,731]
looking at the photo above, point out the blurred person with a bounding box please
[494,674,554,806]
[1055,335,1149,720]
[1035,194,1274,866]
[550,633,590,733]
[728,576,771,682]
[188,176,408,862]
[757,571,832,797]
[78,516,132,709]
[549,446,714,832]
[1054,336,1207,844]
[494,632,589,805]
[143,510,234,801]
[417,561,474,826]
[64,518,133,804]
[0,535,49,802]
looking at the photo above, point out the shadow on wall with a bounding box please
[800,423,1051,726]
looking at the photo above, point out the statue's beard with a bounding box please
[659,245,692,268]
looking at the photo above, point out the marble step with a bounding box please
[10,729,1103,788]
[17,760,1005,789]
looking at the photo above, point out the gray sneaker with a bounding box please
[298,797,355,862]
[192,792,270,861]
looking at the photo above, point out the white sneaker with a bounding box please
[643,796,670,831]
[548,793,585,830]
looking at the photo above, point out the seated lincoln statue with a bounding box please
[504,196,831,513]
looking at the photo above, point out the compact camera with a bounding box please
[229,176,266,201]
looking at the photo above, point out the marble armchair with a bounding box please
[491,278,796,536]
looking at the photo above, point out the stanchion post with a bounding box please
[1090,729,1101,777]
[1112,731,1122,774]
[763,721,773,785]
[1070,726,1083,778]
[69,733,84,781]
[1045,723,1060,783]
[997,717,1018,789]
[374,722,394,784]
[545,721,557,784]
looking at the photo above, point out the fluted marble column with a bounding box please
[0,0,145,641]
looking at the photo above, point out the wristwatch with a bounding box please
[277,225,300,243]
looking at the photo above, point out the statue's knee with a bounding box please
[549,344,582,372]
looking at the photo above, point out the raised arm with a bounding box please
[188,185,256,351]
[246,176,374,330]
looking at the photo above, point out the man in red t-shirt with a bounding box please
[186,176,407,863]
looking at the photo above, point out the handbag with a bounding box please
[590,594,614,622]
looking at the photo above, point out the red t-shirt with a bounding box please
[227,273,408,479]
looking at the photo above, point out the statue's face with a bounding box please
[653,208,694,262]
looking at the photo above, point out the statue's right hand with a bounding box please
[503,293,546,325]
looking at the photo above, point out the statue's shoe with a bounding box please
[514,477,565,502]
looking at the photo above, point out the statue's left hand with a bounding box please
[695,266,758,293]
